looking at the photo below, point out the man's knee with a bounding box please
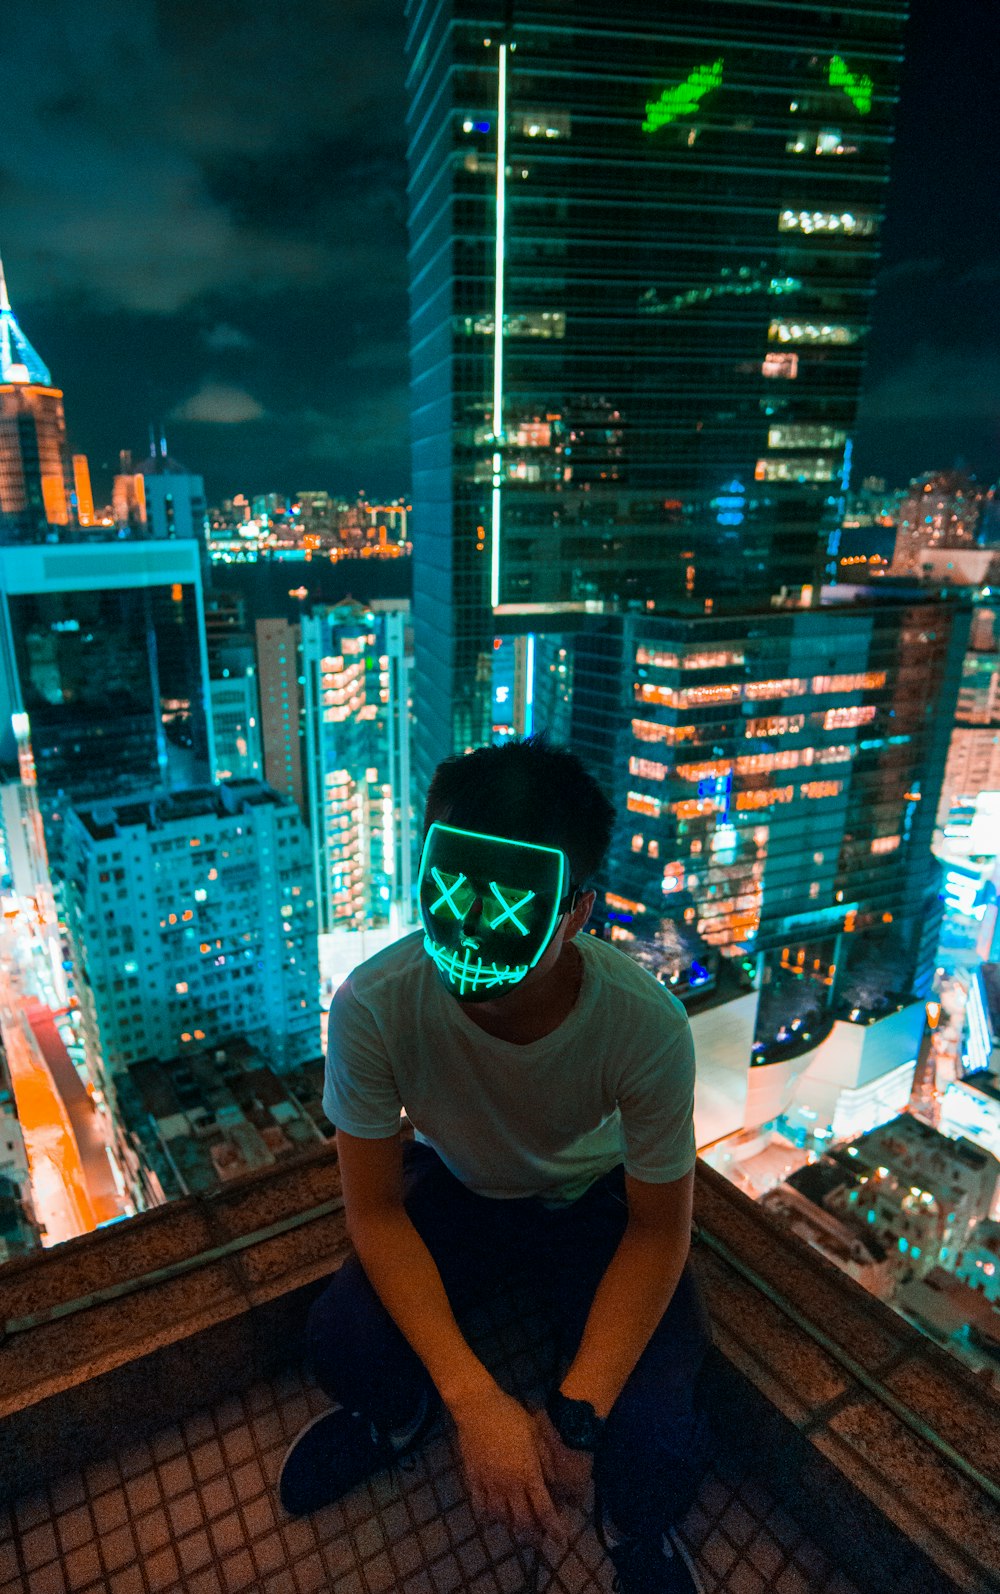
[306,1256,385,1389]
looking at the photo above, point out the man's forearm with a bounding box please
[558,1222,690,1418]
[348,1210,497,1412]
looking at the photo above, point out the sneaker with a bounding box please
[278,1390,438,1516]
[608,1528,705,1594]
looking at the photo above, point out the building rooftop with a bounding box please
[2,1146,997,1594]
[75,783,288,842]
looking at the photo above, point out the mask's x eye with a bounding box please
[485,882,536,935]
[429,868,474,920]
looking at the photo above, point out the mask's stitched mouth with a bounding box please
[423,935,529,996]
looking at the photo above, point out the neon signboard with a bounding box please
[643,59,724,133]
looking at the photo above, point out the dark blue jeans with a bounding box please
[306,1139,714,1538]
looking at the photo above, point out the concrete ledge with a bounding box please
[2,1149,998,1592]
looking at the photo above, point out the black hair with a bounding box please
[424,733,616,888]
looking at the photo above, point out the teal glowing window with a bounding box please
[643,59,723,133]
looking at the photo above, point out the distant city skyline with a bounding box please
[0,0,997,501]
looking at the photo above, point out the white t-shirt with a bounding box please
[323,929,696,1206]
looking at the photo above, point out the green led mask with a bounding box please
[417,822,575,1002]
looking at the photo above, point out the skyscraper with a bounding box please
[301,602,412,932]
[0,259,74,542]
[255,617,305,817]
[405,1,909,795]
[0,541,214,857]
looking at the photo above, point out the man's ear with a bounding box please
[565,890,596,938]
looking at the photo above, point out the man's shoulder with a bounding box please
[582,933,689,1031]
[342,929,427,1007]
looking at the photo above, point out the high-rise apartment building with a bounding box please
[0,259,74,542]
[63,781,319,1089]
[0,541,214,855]
[405,0,909,791]
[301,602,412,932]
[255,617,305,816]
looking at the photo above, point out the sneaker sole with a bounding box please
[277,1406,382,1516]
[668,1528,706,1594]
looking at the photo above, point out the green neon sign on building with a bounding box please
[829,55,873,115]
[642,58,724,133]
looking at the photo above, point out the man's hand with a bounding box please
[532,1410,594,1513]
[449,1386,565,1549]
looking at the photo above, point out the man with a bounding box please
[279,735,713,1593]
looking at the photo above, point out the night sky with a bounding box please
[2,0,998,504]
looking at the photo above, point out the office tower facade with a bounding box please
[405,0,909,794]
[255,617,305,817]
[301,602,412,932]
[204,592,263,783]
[0,260,74,542]
[890,471,983,577]
[209,675,263,782]
[63,781,319,1088]
[71,456,95,528]
[114,442,208,543]
[0,542,214,855]
[568,594,968,1008]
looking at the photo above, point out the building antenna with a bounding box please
[0,255,9,313]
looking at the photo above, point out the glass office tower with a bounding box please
[0,543,214,859]
[567,594,967,1010]
[405,0,908,795]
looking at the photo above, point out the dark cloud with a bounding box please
[170,382,266,423]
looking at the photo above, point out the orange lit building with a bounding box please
[0,258,74,542]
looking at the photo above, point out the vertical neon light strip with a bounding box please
[490,42,508,610]
[525,633,535,735]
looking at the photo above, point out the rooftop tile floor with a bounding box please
[2,1282,864,1594]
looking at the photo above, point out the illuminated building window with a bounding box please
[735,749,802,774]
[767,425,847,450]
[629,755,668,782]
[509,420,552,447]
[648,840,659,859]
[607,892,646,915]
[800,780,843,799]
[871,834,901,854]
[735,786,794,810]
[636,646,680,668]
[175,982,188,994]
[823,704,877,729]
[812,671,885,693]
[518,111,571,139]
[761,352,798,379]
[459,311,566,339]
[683,682,743,707]
[675,759,733,783]
[632,717,695,745]
[768,320,859,345]
[755,455,838,482]
[670,798,720,819]
[682,649,745,670]
[778,208,876,235]
[746,713,804,737]
[627,791,662,818]
[631,834,644,852]
[744,678,806,700]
